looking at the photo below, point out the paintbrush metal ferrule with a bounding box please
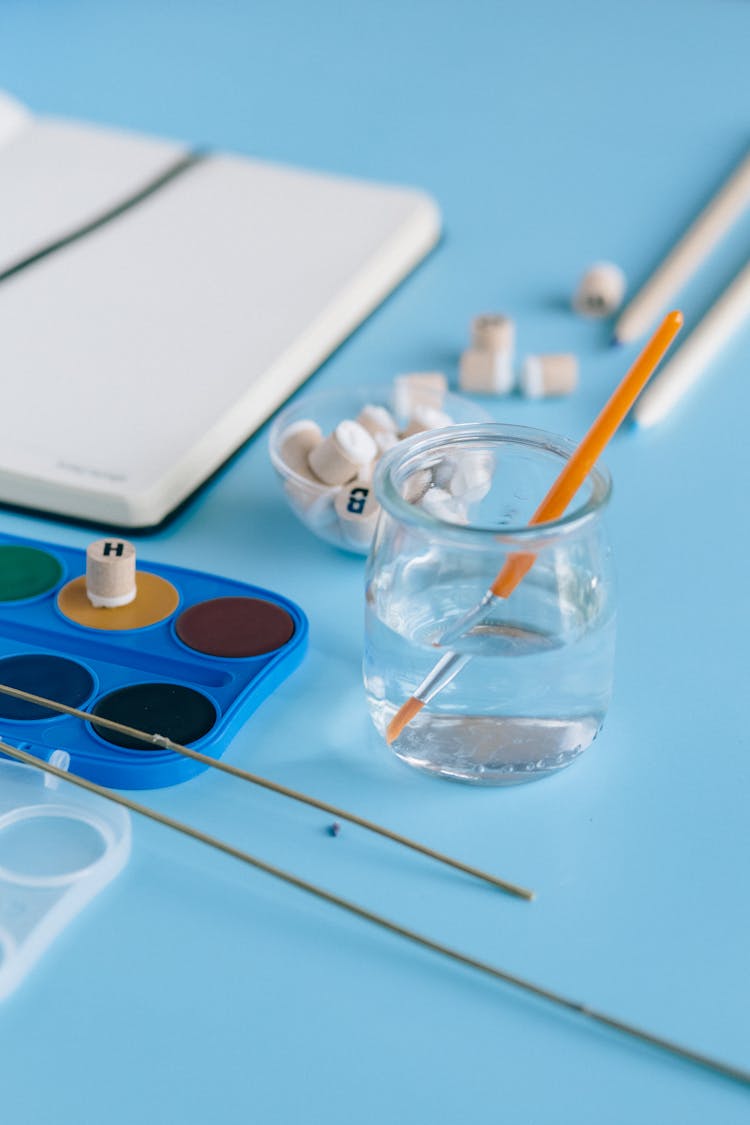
[415,651,472,704]
[435,591,497,650]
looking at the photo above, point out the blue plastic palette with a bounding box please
[0,532,307,789]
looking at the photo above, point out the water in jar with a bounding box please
[365,558,615,784]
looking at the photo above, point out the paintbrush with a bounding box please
[386,310,683,746]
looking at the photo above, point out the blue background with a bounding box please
[1,2,749,1121]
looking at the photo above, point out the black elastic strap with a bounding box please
[0,148,207,285]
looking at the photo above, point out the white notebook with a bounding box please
[0,93,440,528]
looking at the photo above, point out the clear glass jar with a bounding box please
[364,423,616,784]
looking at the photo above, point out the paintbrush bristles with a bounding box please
[386,695,425,744]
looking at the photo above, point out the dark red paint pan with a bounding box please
[175,597,295,658]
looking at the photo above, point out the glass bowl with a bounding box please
[268,383,492,554]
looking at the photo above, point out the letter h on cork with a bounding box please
[86,538,137,608]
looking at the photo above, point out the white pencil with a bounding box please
[633,259,750,427]
[614,150,750,345]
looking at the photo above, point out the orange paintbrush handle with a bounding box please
[386,310,684,747]
[490,310,683,599]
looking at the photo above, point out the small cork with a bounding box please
[307,421,378,486]
[279,419,324,479]
[520,354,579,398]
[419,487,469,525]
[86,538,137,608]
[335,480,381,549]
[459,348,514,395]
[375,430,400,456]
[434,450,494,503]
[402,468,433,504]
[573,262,626,318]
[471,313,515,354]
[355,459,377,484]
[356,404,398,439]
[401,404,454,437]
[393,372,447,418]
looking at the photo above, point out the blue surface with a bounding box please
[0,2,749,1121]
[0,532,307,788]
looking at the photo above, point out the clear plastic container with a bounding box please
[364,423,616,784]
[0,756,131,999]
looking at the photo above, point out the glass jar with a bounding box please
[364,423,616,784]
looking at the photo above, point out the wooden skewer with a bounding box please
[613,150,750,345]
[633,257,750,427]
[0,681,532,901]
[386,311,684,745]
[1,736,748,1090]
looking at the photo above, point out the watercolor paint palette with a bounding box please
[0,532,307,789]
